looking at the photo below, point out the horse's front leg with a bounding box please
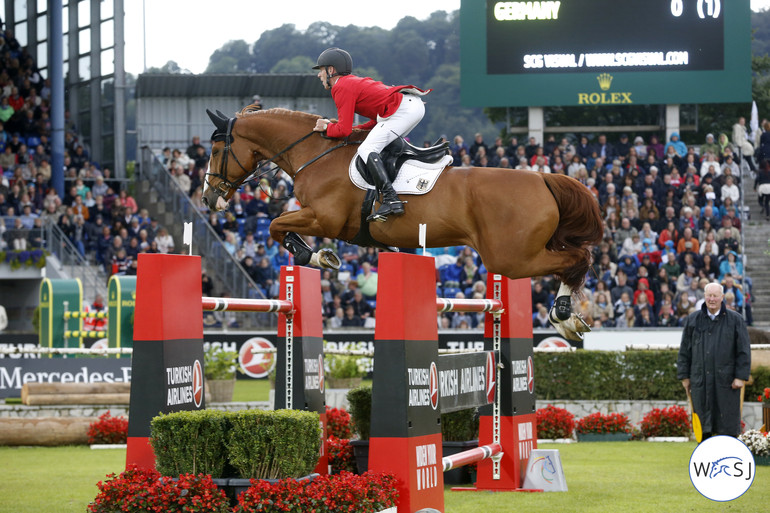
[269,208,341,270]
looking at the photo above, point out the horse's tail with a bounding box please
[541,173,603,290]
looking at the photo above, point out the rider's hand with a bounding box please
[314,119,330,132]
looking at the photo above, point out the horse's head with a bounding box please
[202,109,264,211]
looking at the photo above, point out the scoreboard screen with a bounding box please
[460,0,751,107]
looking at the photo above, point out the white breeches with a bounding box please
[356,94,425,160]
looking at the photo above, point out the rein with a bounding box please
[206,117,360,202]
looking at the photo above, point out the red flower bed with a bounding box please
[234,471,399,513]
[87,410,128,444]
[88,465,229,513]
[326,406,353,439]
[576,412,631,434]
[536,405,576,439]
[639,406,691,438]
[757,387,770,405]
[327,435,356,474]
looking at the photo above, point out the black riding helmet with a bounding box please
[312,47,352,76]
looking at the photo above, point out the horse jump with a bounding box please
[39,275,136,355]
[126,254,327,474]
[368,252,538,513]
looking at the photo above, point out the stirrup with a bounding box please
[367,201,405,222]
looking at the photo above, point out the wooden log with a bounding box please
[0,417,97,446]
[23,393,130,406]
[21,382,130,404]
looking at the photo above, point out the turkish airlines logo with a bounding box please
[238,337,276,378]
[90,339,109,351]
[486,351,497,404]
[429,362,439,410]
[192,359,203,408]
[527,356,534,394]
[537,336,571,349]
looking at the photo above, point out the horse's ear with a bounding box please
[216,110,228,119]
[206,109,228,133]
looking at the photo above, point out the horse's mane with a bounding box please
[237,106,320,123]
[236,105,369,142]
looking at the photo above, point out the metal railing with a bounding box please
[42,218,107,297]
[138,146,274,328]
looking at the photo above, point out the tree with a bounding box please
[205,40,252,74]
[145,60,189,74]
[270,56,316,74]
[252,24,316,73]
[423,64,502,144]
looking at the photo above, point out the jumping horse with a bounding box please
[202,107,603,340]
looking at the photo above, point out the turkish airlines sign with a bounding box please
[437,350,497,413]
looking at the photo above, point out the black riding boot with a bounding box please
[365,152,405,222]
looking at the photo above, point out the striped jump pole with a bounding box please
[436,298,503,313]
[201,297,293,313]
[126,254,326,474]
[442,442,502,472]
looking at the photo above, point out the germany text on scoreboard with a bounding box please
[460,0,752,107]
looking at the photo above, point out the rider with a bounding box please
[312,47,430,222]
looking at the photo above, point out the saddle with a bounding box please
[348,137,450,251]
[355,136,450,183]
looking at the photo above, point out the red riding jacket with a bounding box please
[326,74,428,138]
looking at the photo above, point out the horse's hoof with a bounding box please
[312,248,341,270]
[551,314,591,342]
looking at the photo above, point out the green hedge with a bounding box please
[228,409,321,480]
[441,408,479,441]
[534,350,770,401]
[347,385,372,440]
[151,410,229,477]
[150,409,320,480]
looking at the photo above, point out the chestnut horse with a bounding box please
[203,107,603,340]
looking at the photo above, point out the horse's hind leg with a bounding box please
[548,282,591,342]
[269,209,341,270]
[490,248,590,342]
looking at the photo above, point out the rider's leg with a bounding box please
[365,152,404,222]
[358,94,425,222]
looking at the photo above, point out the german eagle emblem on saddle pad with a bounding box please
[349,154,453,195]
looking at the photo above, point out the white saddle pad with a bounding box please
[349,154,453,195]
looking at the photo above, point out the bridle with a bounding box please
[205,115,360,203]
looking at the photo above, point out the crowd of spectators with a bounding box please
[0,27,176,282]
